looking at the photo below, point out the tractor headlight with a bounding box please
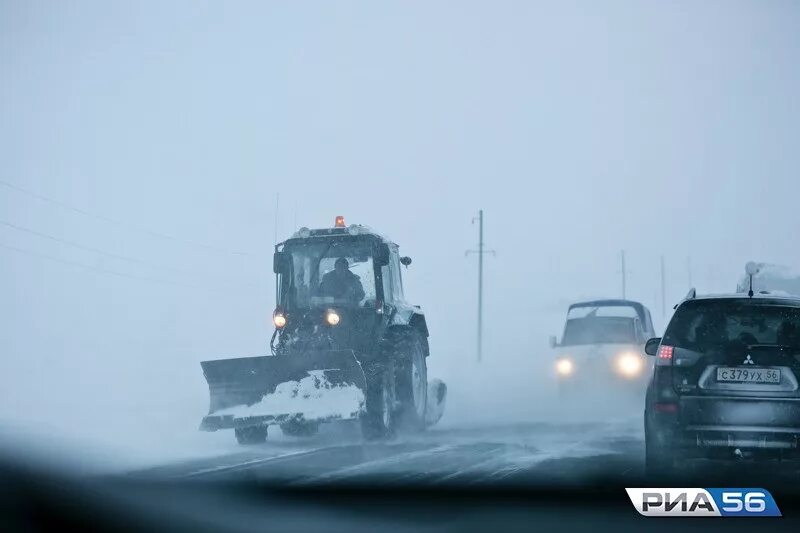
[615,352,643,377]
[556,358,574,376]
[325,310,340,326]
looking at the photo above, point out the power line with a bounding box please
[0,240,204,290]
[0,218,259,290]
[0,240,264,295]
[0,218,169,268]
[0,179,255,258]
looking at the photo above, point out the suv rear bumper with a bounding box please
[685,426,799,450]
[681,395,800,430]
[649,395,800,452]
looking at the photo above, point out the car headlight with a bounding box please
[325,310,340,326]
[556,358,574,376]
[616,352,643,377]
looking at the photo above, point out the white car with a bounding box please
[550,299,656,396]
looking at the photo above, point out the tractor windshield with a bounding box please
[281,239,377,309]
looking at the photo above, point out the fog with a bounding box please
[2,1,799,470]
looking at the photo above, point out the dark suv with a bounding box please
[644,293,800,475]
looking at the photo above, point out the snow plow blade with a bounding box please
[199,350,366,431]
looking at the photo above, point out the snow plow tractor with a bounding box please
[199,217,447,444]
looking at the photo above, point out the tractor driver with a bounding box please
[318,257,366,304]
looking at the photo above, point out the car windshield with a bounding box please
[282,239,376,308]
[561,317,637,345]
[6,2,800,529]
[663,300,800,352]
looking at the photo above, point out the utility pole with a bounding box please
[274,193,280,302]
[274,192,280,244]
[660,255,666,317]
[621,250,627,299]
[478,210,483,363]
[466,210,495,363]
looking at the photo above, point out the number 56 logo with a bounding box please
[626,488,781,516]
[709,489,780,516]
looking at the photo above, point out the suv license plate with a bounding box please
[716,367,780,384]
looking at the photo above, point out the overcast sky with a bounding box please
[2,1,799,452]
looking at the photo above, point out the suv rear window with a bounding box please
[663,299,800,352]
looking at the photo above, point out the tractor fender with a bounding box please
[387,307,430,357]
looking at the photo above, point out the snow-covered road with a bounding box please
[131,418,646,485]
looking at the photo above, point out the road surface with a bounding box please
[52,416,800,532]
[133,417,646,486]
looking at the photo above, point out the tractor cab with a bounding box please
[271,218,411,358]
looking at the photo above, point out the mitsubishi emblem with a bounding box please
[743,354,755,365]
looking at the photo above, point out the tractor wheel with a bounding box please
[280,420,319,438]
[360,360,396,440]
[235,424,268,445]
[394,329,428,431]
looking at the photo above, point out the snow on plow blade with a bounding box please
[199,350,366,431]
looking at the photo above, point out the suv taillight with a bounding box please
[656,344,673,366]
